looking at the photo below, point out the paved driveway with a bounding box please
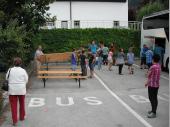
[1,65,169,127]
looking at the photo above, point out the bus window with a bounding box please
[155,38,166,49]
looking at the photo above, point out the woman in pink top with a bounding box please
[145,54,161,118]
[108,48,113,71]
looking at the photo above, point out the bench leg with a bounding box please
[42,74,46,88]
[78,78,80,88]
[43,78,46,88]
[42,78,46,88]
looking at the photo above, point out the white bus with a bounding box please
[141,10,169,71]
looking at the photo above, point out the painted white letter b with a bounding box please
[28,98,45,107]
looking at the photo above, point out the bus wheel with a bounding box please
[166,58,169,72]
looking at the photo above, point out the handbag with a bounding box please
[1,68,11,91]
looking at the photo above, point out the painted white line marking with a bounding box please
[129,95,149,103]
[162,93,169,98]
[94,74,152,127]
[134,64,169,81]
[158,96,169,102]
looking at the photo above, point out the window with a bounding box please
[74,21,80,28]
[61,21,68,29]
[113,21,120,28]
[46,22,54,26]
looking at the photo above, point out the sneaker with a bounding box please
[147,112,156,118]
[147,111,152,114]
[13,123,17,126]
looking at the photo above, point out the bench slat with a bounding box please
[40,66,81,69]
[38,76,87,79]
[38,70,81,74]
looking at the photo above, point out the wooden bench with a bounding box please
[37,70,86,88]
[37,52,87,88]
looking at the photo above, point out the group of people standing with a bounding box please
[71,40,135,78]
[73,41,162,119]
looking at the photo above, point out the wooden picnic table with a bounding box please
[37,70,86,88]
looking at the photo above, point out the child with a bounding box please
[80,50,87,76]
[97,45,103,70]
[108,48,113,71]
[88,50,95,78]
[71,48,77,71]
[116,48,125,75]
[127,47,134,74]
[145,54,161,118]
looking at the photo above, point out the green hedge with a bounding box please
[32,28,141,55]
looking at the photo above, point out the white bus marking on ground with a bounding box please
[129,95,149,103]
[94,74,152,127]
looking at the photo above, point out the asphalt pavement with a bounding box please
[1,64,169,127]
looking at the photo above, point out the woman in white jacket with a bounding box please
[6,57,28,126]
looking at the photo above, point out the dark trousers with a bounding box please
[9,95,25,124]
[141,57,146,65]
[81,65,87,76]
[147,63,152,69]
[148,87,159,114]
[103,55,108,65]
[118,64,123,74]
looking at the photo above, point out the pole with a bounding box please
[70,0,72,29]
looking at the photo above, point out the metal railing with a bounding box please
[41,20,141,31]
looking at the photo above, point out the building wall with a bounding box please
[47,1,128,28]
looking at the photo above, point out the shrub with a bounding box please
[32,28,141,56]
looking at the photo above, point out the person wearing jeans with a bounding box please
[7,57,28,126]
[71,48,77,71]
[145,54,161,118]
[116,48,125,75]
[97,45,103,70]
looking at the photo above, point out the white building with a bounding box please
[45,0,128,29]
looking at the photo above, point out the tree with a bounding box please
[0,0,54,33]
[0,20,29,66]
[136,2,164,21]
[128,0,168,20]
[0,0,55,67]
